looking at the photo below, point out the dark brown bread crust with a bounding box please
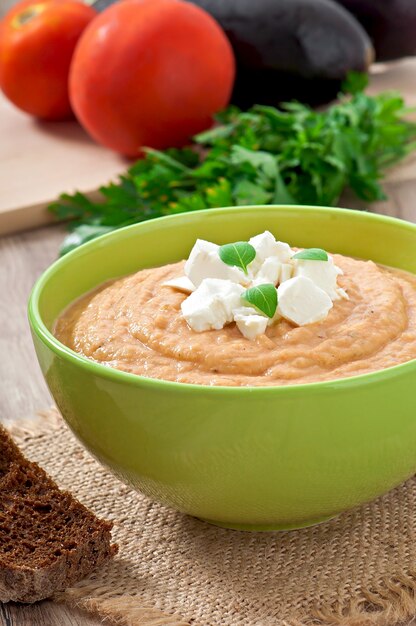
[0,425,118,603]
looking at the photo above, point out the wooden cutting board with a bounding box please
[0,96,127,236]
[2,58,416,236]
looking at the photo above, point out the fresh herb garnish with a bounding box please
[292,248,328,261]
[219,241,256,275]
[242,284,278,318]
[50,74,416,255]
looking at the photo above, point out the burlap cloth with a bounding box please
[9,409,416,626]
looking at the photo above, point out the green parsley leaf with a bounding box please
[242,284,278,318]
[233,180,272,205]
[50,74,416,255]
[341,71,369,95]
[219,241,256,275]
[292,248,328,261]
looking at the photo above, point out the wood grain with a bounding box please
[0,225,103,625]
[0,93,127,236]
[0,226,63,420]
[1,601,102,626]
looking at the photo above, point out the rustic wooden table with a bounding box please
[0,225,102,626]
[0,182,415,624]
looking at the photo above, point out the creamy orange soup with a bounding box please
[54,254,416,386]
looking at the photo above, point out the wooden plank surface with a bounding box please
[0,225,102,626]
[0,93,127,236]
[0,597,102,626]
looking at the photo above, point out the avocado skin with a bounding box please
[190,0,373,107]
[334,0,416,61]
[92,0,372,107]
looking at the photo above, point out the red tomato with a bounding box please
[69,0,235,156]
[0,0,96,120]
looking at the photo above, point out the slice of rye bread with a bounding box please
[0,425,118,603]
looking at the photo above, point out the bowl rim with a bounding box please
[29,204,416,395]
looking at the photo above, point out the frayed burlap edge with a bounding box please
[57,587,191,626]
[58,574,416,626]
[309,572,416,626]
[10,409,416,626]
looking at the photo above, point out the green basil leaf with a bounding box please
[219,241,256,275]
[242,284,278,318]
[292,248,328,261]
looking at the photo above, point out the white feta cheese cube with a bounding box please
[293,256,344,301]
[337,287,350,300]
[184,239,247,287]
[232,306,262,317]
[249,231,292,270]
[280,263,293,283]
[181,279,244,332]
[252,257,281,286]
[277,276,333,326]
[235,314,268,340]
[233,306,268,340]
[161,276,195,293]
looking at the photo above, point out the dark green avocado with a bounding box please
[334,0,416,61]
[190,0,373,107]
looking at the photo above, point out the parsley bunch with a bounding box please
[51,74,416,255]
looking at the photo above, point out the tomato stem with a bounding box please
[12,4,47,29]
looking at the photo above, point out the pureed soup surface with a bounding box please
[54,254,416,387]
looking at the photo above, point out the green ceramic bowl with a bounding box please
[29,206,416,531]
